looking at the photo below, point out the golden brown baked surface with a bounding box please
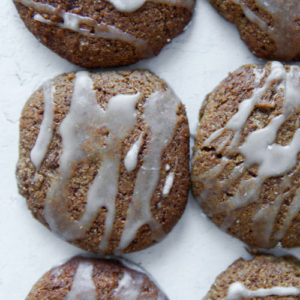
[14,0,194,68]
[209,0,300,61]
[192,62,300,249]
[16,70,190,255]
[26,256,168,300]
[204,255,300,300]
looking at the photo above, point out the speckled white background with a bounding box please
[1,0,300,299]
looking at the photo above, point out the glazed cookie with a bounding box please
[209,0,300,61]
[16,70,190,254]
[13,0,195,68]
[204,255,300,299]
[26,256,168,299]
[192,61,300,249]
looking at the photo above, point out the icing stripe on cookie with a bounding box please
[65,261,96,300]
[113,269,168,300]
[118,89,179,250]
[225,282,300,300]
[163,172,174,197]
[108,0,194,12]
[124,134,143,172]
[30,80,55,170]
[113,271,144,299]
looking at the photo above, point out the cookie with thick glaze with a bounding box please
[16,70,190,254]
[26,256,168,299]
[14,0,195,68]
[192,61,300,249]
[204,255,300,299]
[210,0,300,61]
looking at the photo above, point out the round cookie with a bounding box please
[26,256,168,299]
[204,255,300,299]
[16,70,190,254]
[13,0,195,68]
[209,0,300,61]
[192,61,300,249]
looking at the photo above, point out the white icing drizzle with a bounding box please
[124,134,143,172]
[163,172,174,196]
[107,0,194,12]
[113,271,143,300]
[252,195,283,246]
[65,261,96,300]
[225,282,300,300]
[118,258,169,300]
[232,0,300,60]
[16,0,150,56]
[33,13,51,24]
[89,92,139,252]
[197,62,300,247]
[44,72,139,253]
[114,270,168,300]
[275,187,300,240]
[241,115,300,178]
[30,81,55,170]
[203,65,266,150]
[118,90,179,250]
[34,72,180,253]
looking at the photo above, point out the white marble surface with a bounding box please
[0,0,299,299]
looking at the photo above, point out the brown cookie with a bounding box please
[13,0,195,68]
[16,70,190,254]
[192,62,300,249]
[209,0,300,61]
[26,256,168,299]
[204,255,300,300]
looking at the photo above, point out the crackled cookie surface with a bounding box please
[210,0,300,61]
[13,0,194,68]
[26,257,169,300]
[16,70,190,254]
[204,255,300,300]
[192,62,300,249]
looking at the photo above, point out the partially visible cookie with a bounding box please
[13,0,195,68]
[192,61,300,249]
[209,0,300,61]
[16,70,190,255]
[26,256,168,300]
[204,255,300,299]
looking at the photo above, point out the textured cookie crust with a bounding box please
[14,0,194,68]
[16,70,190,254]
[204,255,300,300]
[210,0,300,61]
[26,257,168,299]
[192,62,300,249]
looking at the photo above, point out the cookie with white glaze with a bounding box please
[204,255,300,300]
[210,0,300,61]
[16,70,190,254]
[26,256,169,300]
[192,62,300,249]
[13,0,195,68]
